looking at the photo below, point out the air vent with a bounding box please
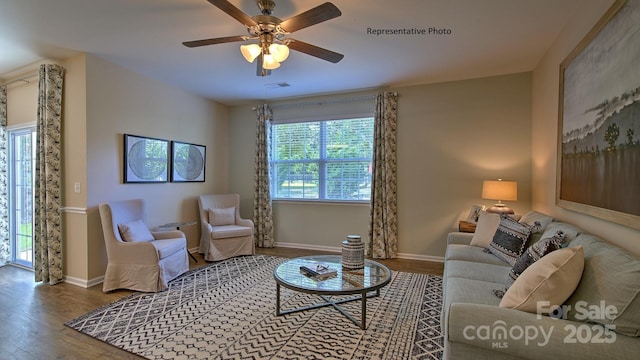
[265,82,290,89]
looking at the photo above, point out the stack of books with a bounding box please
[300,264,337,280]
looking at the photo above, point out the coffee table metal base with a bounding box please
[276,283,380,330]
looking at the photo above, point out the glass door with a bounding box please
[9,127,36,268]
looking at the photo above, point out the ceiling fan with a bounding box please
[183,0,344,76]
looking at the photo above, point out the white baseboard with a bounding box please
[273,242,444,263]
[61,245,442,289]
[64,249,200,289]
[65,274,104,288]
[275,242,342,254]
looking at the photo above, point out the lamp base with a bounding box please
[485,204,514,215]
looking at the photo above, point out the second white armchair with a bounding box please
[198,194,255,261]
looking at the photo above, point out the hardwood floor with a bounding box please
[0,249,443,359]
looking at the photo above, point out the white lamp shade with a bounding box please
[240,44,261,63]
[482,180,517,201]
[269,43,290,62]
[262,54,281,70]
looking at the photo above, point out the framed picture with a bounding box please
[466,205,485,223]
[123,134,169,183]
[557,0,640,229]
[171,141,206,182]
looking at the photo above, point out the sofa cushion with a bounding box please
[488,216,532,266]
[505,231,566,289]
[118,219,154,242]
[470,211,500,248]
[499,246,584,314]
[565,234,640,337]
[208,207,235,226]
[445,260,511,284]
[151,238,185,259]
[445,244,510,266]
[444,277,503,308]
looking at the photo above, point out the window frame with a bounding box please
[270,115,375,204]
[8,125,36,269]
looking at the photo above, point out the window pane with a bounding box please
[326,161,371,200]
[274,122,320,160]
[273,162,319,199]
[271,117,373,201]
[326,119,374,159]
[10,129,35,267]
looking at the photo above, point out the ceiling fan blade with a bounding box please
[287,39,344,63]
[207,0,257,27]
[183,35,247,48]
[280,2,341,33]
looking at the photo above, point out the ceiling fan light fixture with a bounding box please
[240,44,262,63]
[262,53,281,69]
[185,0,344,76]
[269,43,290,62]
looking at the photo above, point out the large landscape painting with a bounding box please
[558,0,640,229]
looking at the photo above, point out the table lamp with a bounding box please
[482,179,517,214]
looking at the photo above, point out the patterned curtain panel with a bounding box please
[253,104,275,248]
[34,64,64,285]
[0,85,9,266]
[368,92,398,259]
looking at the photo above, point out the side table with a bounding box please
[159,221,198,263]
[458,220,477,233]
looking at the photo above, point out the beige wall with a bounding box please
[531,0,640,255]
[228,72,532,259]
[395,73,532,258]
[6,77,37,126]
[62,54,89,281]
[3,55,229,285]
[60,54,229,282]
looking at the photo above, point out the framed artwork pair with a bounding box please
[123,134,206,183]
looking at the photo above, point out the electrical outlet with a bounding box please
[74,182,81,193]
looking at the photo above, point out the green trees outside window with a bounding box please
[271,117,374,201]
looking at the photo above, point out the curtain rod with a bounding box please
[0,71,39,87]
[253,94,377,110]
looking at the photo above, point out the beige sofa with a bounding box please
[441,212,640,359]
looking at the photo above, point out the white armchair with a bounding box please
[198,194,255,261]
[98,199,189,292]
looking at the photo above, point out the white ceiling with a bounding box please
[0,0,581,105]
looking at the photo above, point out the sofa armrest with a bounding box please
[447,303,640,359]
[447,232,474,246]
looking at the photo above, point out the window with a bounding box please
[271,117,374,201]
[9,127,36,268]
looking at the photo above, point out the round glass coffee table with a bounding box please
[273,255,391,329]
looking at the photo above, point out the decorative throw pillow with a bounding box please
[499,246,584,314]
[488,216,532,266]
[564,235,640,337]
[470,211,500,248]
[118,219,154,242]
[505,231,566,289]
[519,210,554,234]
[208,207,235,226]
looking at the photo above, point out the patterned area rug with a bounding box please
[66,255,443,359]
